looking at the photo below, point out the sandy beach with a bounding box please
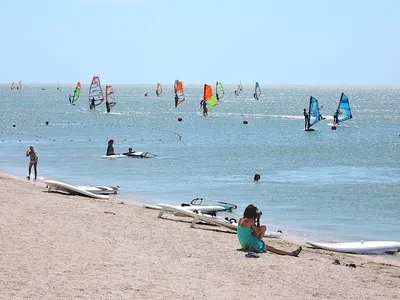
[0,174,399,300]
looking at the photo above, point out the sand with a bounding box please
[0,174,399,300]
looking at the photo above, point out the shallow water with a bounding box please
[1,83,399,259]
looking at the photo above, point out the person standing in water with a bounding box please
[26,145,38,180]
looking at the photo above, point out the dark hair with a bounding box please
[243,204,258,219]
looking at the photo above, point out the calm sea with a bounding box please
[1,83,399,257]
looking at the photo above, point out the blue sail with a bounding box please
[308,96,321,128]
[337,93,352,123]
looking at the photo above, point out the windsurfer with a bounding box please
[303,108,309,130]
[174,95,179,107]
[106,101,111,113]
[90,98,96,110]
[216,93,220,101]
[254,174,261,182]
[69,95,72,104]
[144,93,148,97]
[202,100,207,116]
[333,109,340,125]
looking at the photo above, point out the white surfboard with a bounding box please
[76,185,120,195]
[102,152,157,159]
[306,241,400,254]
[157,204,282,238]
[101,154,127,159]
[44,180,109,200]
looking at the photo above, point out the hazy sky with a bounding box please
[2,0,399,85]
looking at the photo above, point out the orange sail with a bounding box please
[174,80,185,106]
[203,84,218,111]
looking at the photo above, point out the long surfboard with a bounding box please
[306,241,400,254]
[44,180,109,199]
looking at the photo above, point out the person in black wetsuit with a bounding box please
[303,108,309,130]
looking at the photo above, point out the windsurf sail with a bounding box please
[335,92,353,124]
[234,81,243,96]
[216,82,224,101]
[156,83,162,96]
[307,96,323,129]
[17,81,22,90]
[174,79,185,106]
[70,81,81,105]
[57,81,61,91]
[254,82,261,100]
[203,84,218,112]
[11,82,16,90]
[105,85,116,112]
[88,76,104,108]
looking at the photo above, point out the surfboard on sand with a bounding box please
[156,203,282,238]
[44,180,110,199]
[306,241,400,254]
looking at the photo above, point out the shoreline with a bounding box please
[1,173,399,299]
[3,169,400,265]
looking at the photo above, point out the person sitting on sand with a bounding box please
[238,204,302,256]
[106,139,118,156]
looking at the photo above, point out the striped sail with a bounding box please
[89,76,104,108]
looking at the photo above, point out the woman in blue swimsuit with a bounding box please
[237,204,302,256]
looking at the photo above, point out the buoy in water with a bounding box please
[243,120,248,125]
[331,126,337,130]
[178,117,182,122]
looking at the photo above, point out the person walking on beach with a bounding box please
[26,145,38,180]
[237,204,302,256]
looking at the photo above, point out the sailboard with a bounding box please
[69,81,81,105]
[89,76,104,109]
[204,84,218,112]
[234,81,243,96]
[334,92,353,125]
[254,82,261,100]
[305,96,324,131]
[156,83,162,96]
[10,82,16,90]
[105,85,116,113]
[174,80,185,106]
[216,81,224,101]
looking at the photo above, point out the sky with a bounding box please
[2,0,400,85]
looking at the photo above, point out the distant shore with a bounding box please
[0,173,399,299]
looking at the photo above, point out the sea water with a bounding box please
[1,84,399,256]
